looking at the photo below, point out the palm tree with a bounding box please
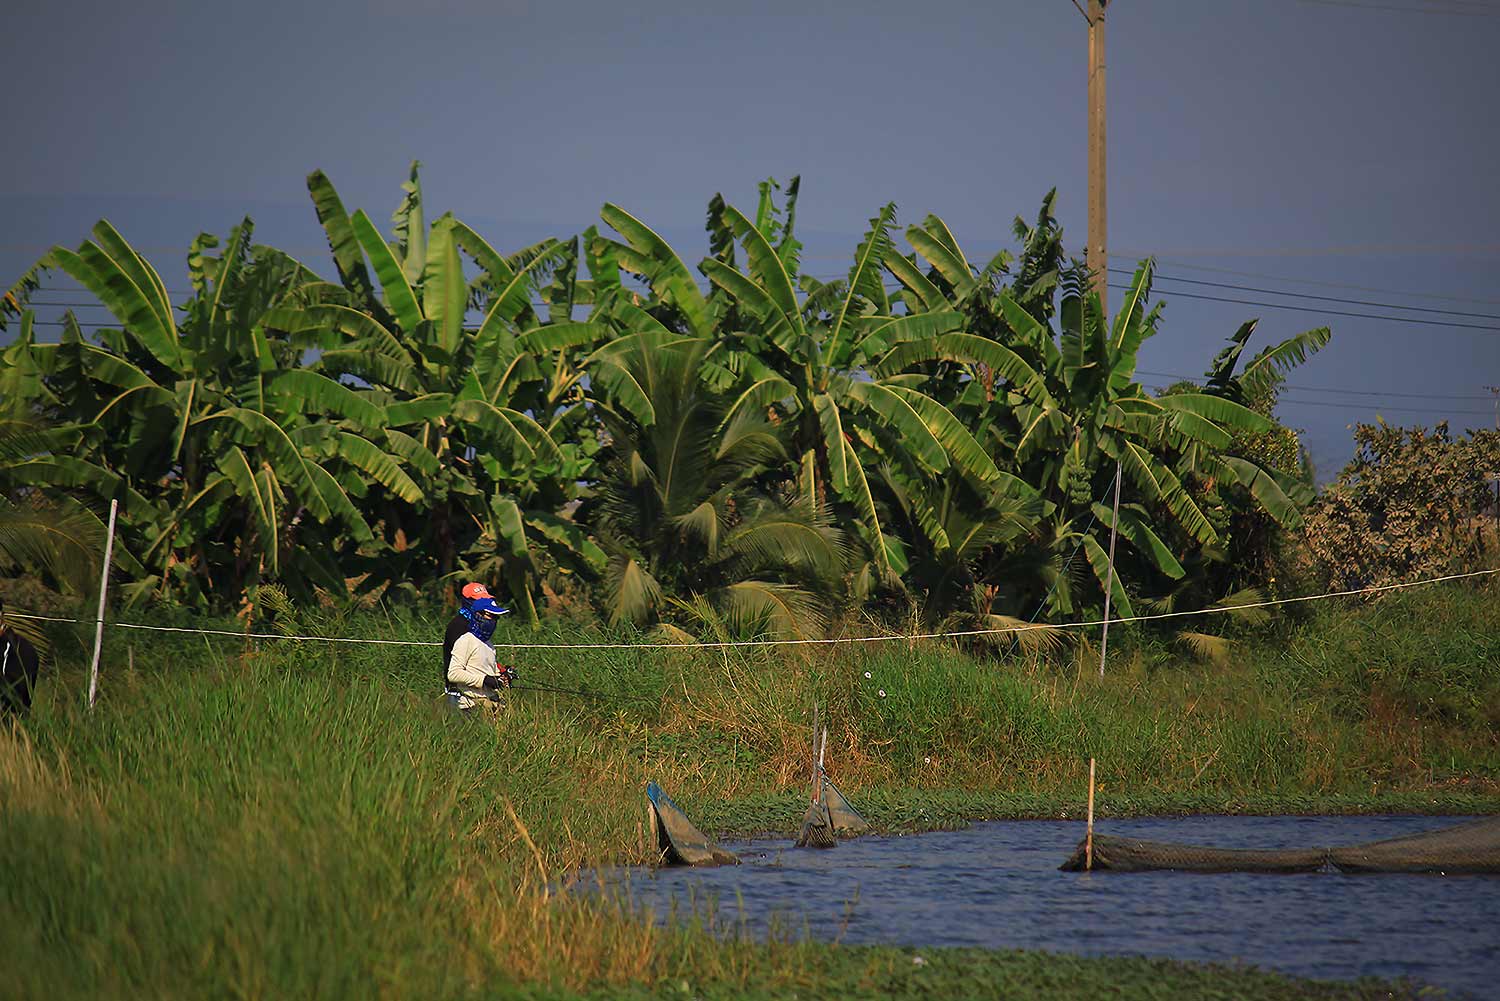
[577,333,846,638]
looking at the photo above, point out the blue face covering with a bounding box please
[470,614,496,642]
[468,598,504,641]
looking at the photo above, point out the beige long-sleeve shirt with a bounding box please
[446,631,501,709]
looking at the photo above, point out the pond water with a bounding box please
[612,815,1500,998]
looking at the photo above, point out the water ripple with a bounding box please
[610,814,1500,998]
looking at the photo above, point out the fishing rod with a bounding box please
[510,679,654,705]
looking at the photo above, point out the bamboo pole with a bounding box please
[816,726,828,805]
[647,800,658,861]
[87,498,118,710]
[808,704,820,803]
[1085,757,1096,871]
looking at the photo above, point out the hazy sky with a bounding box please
[5,0,1498,476]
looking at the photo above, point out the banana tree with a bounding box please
[600,191,1003,580]
[1168,318,1330,590]
[879,205,1327,617]
[873,460,1041,625]
[292,166,606,617]
[3,222,410,606]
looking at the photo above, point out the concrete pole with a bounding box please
[1087,0,1109,316]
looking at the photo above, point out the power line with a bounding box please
[15,317,1493,414]
[1116,269,1500,321]
[1111,241,1500,259]
[24,255,1500,323]
[12,318,1491,410]
[25,300,174,310]
[26,271,1500,337]
[1135,370,1496,401]
[1297,0,1500,15]
[1275,396,1498,416]
[21,273,1481,324]
[1103,282,1500,333]
[1116,256,1500,307]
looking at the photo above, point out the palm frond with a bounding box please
[1211,587,1271,627]
[0,496,105,594]
[719,507,845,581]
[713,580,824,639]
[669,500,722,556]
[605,556,662,626]
[972,613,1069,656]
[1177,631,1232,665]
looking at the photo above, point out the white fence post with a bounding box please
[1098,461,1122,678]
[87,498,118,710]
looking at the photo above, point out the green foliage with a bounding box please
[0,222,394,607]
[699,191,1004,582]
[0,419,106,600]
[1301,422,1500,591]
[874,206,1326,626]
[4,167,1338,637]
[580,336,846,637]
[1269,575,1500,730]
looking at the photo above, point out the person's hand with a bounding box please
[481,675,505,691]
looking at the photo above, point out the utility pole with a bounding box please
[1073,0,1110,315]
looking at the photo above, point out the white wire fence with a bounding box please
[11,567,1498,651]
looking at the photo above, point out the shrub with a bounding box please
[1300,422,1500,591]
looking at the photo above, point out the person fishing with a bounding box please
[444,596,514,713]
[1,597,42,717]
[441,581,493,690]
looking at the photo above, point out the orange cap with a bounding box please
[461,582,492,601]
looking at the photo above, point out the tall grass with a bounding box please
[3,576,1496,997]
[2,663,841,998]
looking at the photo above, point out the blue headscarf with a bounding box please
[468,597,506,642]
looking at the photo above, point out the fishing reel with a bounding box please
[497,664,519,688]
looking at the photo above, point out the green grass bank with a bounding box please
[3,576,1496,998]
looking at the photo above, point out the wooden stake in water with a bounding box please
[808,704,820,803]
[816,726,828,805]
[1085,757,1096,871]
[647,800,658,861]
[87,498,118,710]
[1098,461,1122,678]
